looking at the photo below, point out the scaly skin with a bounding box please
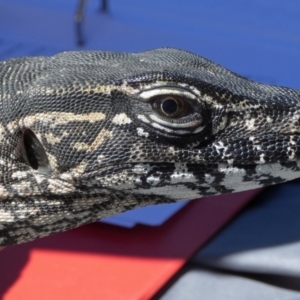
[0,48,300,245]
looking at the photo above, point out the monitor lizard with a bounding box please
[0,48,300,245]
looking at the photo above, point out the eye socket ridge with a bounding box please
[136,86,209,135]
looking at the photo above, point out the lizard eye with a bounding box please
[152,96,191,118]
[135,87,208,137]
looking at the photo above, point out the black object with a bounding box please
[75,0,109,46]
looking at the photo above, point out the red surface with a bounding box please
[0,190,260,300]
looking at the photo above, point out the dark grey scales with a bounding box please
[0,48,300,246]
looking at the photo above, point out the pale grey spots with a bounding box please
[23,112,106,127]
[137,127,149,137]
[112,113,132,125]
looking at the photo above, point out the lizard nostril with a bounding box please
[23,129,50,174]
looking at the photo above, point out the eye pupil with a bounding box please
[152,95,189,118]
[161,98,178,116]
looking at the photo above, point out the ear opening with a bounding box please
[23,128,51,174]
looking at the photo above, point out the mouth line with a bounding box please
[80,157,298,171]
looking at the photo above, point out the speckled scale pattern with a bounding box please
[0,48,300,245]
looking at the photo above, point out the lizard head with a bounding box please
[1,48,300,244]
